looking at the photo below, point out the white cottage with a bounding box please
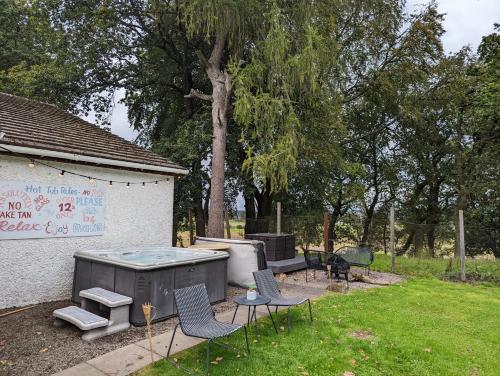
[0,92,188,309]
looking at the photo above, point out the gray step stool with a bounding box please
[54,287,133,341]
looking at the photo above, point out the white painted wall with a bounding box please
[0,155,174,308]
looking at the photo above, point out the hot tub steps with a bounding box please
[54,306,108,330]
[80,287,133,307]
[53,288,133,341]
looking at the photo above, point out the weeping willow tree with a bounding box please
[232,1,346,227]
[180,0,334,236]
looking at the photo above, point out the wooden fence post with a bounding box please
[459,209,466,281]
[390,207,395,273]
[323,212,329,252]
[277,202,282,235]
[225,211,231,239]
[188,208,194,245]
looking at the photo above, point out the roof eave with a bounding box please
[0,144,189,176]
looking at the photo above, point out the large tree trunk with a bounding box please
[361,194,378,245]
[327,186,345,251]
[254,181,273,218]
[258,190,273,218]
[186,35,231,238]
[244,193,256,219]
[207,96,228,237]
[194,200,206,237]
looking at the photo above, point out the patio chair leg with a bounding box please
[266,304,278,334]
[313,269,316,280]
[306,269,308,282]
[252,306,259,336]
[247,306,251,326]
[205,340,211,376]
[275,306,278,314]
[231,304,239,324]
[287,307,291,334]
[307,299,313,322]
[244,326,250,354]
[166,323,179,359]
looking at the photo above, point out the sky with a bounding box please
[94,0,499,142]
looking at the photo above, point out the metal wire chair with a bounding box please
[253,269,312,333]
[167,284,249,376]
[303,250,329,282]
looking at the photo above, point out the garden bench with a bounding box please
[53,287,132,341]
[335,246,374,274]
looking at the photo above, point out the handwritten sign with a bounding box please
[0,181,105,240]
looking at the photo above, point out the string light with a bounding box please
[0,144,178,186]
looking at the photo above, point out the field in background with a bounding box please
[176,219,246,247]
[372,253,500,284]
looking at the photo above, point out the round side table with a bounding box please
[231,295,278,334]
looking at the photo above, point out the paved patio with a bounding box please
[52,283,328,376]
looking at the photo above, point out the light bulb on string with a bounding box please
[126,182,130,188]
[89,177,95,184]
[108,181,113,187]
[155,181,158,185]
[142,182,145,187]
[59,170,65,176]
[28,160,35,168]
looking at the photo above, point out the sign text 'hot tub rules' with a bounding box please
[0,181,105,240]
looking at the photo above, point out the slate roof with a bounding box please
[0,92,186,174]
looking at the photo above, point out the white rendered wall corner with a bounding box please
[0,155,174,309]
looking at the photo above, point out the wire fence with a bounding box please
[266,212,499,283]
[247,213,499,259]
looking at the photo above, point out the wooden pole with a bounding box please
[277,202,282,235]
[459,209,466,281]
[188,208,194,245]
[323,212,329,252]
[225,210,231,239]
[0,305,35,318]
[390,207,395,273]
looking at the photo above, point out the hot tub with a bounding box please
[72,247,229,325]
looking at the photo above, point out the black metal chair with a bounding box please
[167,284,249,376]
[253,269,312,333]
[327,253,350,282]
[303,250,329,282]
[335,245,374,274]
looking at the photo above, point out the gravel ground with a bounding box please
[0,286,246,376]
[283,268,405,290]
[0,269,402,376]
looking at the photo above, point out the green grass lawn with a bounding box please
[136,278,500,376]
[371,253,500,284]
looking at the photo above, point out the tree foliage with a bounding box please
[0,1,497,253]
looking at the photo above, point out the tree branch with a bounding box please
[208,33,227,67]
[184,88,213,102]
